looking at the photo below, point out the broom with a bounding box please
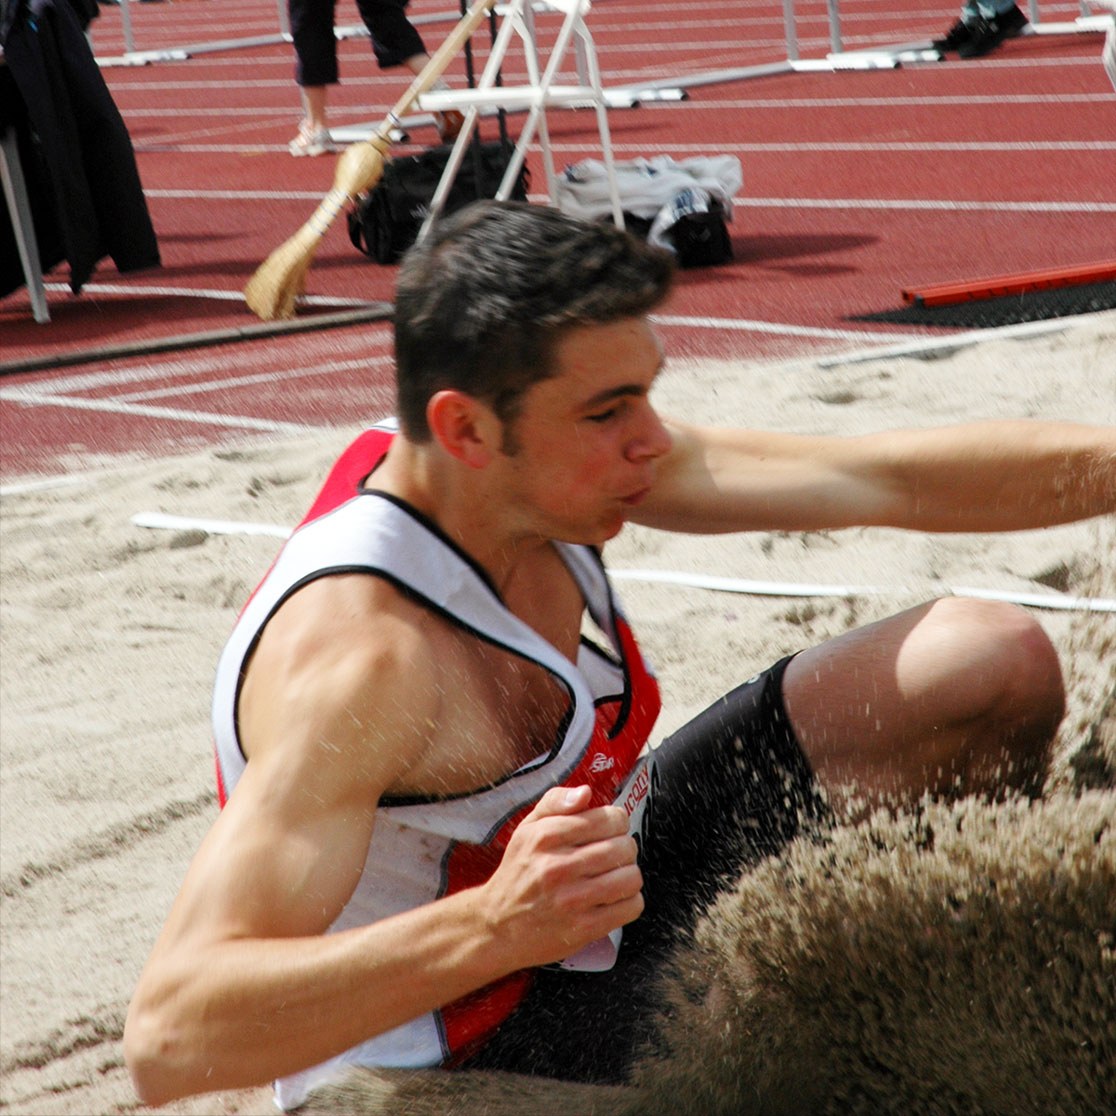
[244,0,498,321]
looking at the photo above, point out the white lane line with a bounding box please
[732,197,1116,212]
[0,391,317,435]
[664,93,1116,107]
[136,190,1116,214]
[651,315,912,343]
[153,138,1116,155]
[7,337,393,399]
[611,140,1116,153]
[145,189,329,200]
[41,282,377,307]
[114,356,392,403]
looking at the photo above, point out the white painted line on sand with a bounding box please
[125,514,1116,613]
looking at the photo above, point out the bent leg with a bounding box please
[782,597,1065,810]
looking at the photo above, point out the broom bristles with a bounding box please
[245,141,391,322]
[244,224,323,321]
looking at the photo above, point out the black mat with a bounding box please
[851,281,1116,329]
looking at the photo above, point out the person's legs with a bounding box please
[782,597,1063,812]
[353,0,426,69]
[289,0,339,89]
[297,85,330,133]
[288,0,341,153]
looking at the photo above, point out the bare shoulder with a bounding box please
[133,575,444,966]
[238,572,442,803]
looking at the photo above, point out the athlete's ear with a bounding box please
[426,390,501,468]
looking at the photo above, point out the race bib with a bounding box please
[554,751,658,972]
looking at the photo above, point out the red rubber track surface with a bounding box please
[2,0,1113,479]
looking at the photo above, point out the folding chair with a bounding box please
[414,0,624,240]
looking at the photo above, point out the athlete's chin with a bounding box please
[592,513,628,545]
[554,513,626,547]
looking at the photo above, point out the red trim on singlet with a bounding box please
[440,614,661,1059]
[216,753,229,809]
[299,426,393,526]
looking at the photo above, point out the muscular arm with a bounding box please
[124,576,642,1105]
[634,419,1116,535]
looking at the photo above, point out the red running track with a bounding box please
[1,0,1114,480]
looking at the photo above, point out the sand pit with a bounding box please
[1,312,1113,1114]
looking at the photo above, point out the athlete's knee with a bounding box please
[941,596,1063,716]
[932,596,1064,794]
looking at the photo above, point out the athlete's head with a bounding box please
[392,200,675,443]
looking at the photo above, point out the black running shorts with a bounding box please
[461,654,829,1084]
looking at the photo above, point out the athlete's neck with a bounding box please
[371,438,557,594]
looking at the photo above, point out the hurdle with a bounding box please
[92,1,467,68]
[601,0,1113,103]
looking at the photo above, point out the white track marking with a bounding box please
[114,356,392,403]
[0,392,317,435]
[132,190,1116,214]
[0,474,88,497]
[596,140,1116,153]
[731,197,1116,213]
[814,313,1108,367]
[123,513,1116,613]
[651,316,910,343]
[40,282,378,307]
[131,512,293,539]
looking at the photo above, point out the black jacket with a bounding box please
[1,0,159,298]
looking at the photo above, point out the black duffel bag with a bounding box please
[348,141,529,265]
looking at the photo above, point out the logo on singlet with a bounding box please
[589,752,616,773]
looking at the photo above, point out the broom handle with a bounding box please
[304,0,500,239]
[376,0,500,144]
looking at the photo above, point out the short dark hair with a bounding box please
[392,201,675,442]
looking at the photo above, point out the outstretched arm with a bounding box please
[633,419,1115,535]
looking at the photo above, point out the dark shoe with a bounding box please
[957,7,1029,58]
[933,18,975,52]
[994,3,1029,37]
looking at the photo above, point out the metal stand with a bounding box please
[1,124,50,324]
[94,0,292,66]
[415,0,625,233]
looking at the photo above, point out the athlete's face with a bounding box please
[496,316,673,546]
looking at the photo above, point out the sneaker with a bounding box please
[434,109,465,144]
[957,7,1029,58]
[994,3,1029,37]
[288,123,337,157]
[933,18,975,52]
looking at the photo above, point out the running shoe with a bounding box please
[958,6,1029,58]
[933,17,975,52]
[288,123,338,157]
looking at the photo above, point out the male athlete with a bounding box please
[125,202,1115,1109]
